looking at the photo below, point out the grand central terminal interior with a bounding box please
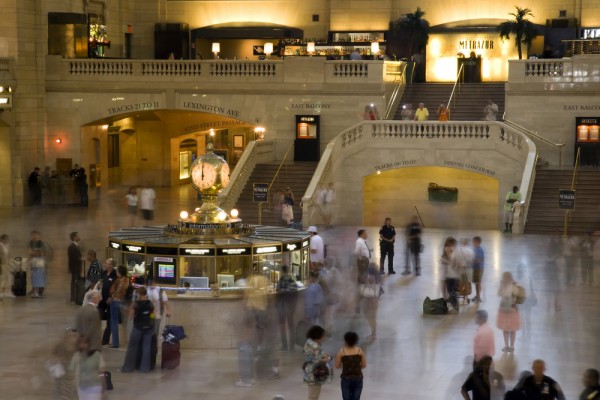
[1,0,600,399]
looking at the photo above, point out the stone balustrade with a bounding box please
[47,56,390,86]
[508,56,600,84]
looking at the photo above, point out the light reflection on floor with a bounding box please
[0,189,598,399]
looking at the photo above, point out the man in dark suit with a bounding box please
[75,289,102,351]
[68,231,82,303]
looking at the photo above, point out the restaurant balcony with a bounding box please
[45,56,401,93]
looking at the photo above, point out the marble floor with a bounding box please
[0,186,599,399]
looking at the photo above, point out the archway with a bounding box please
[80,110,253,188]
[363,166,499,230]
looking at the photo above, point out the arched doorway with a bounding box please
[178,138,197,182]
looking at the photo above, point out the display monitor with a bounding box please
[217,274,235,288]
[154,257,177,285]
[180,277,209,289]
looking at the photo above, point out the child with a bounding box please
[335,331,367,400]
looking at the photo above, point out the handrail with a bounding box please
[446,63,464,111]
[504,119,565,166]
[384,84,402,120]
[268,142,294,193]
[571,147,581,191]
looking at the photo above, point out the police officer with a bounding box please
[379,217,396,275]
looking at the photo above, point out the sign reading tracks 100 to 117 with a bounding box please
[253,183,268,203]
[558,189,575,210]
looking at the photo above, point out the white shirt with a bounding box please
[139,188,156,210]
[320,188,335,204]
[309,234,325,263]
[125,193,138,207]
[355,237,370,259]
[453,245,474,269]
[147,286,168,320]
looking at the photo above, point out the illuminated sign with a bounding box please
[458,39,494,50]
[217,247,251,256]
[253,245,282,255]
[300,116,316,122]
[284,241,303,252]
[583,29,600,39]
[109,241,121,250]
[179,248,215,256]
[154,257,173,262]
[124,244,144,253]
[302,240,310,248]
[0,97,9,105]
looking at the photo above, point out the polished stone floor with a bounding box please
[1,186,599,399]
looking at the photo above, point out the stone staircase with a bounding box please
[393,83,505,121]
[525,168,600,235]
[234,162,318,226]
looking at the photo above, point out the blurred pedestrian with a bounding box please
[497,272,520,352]
[580,233,594,286]
[121,287,155,373]
[437,103,450,121]
[28,167,42,205]
[305,271,323,325]
[29,248,47,298]
[125,186,138,227]
[400,104,414,120]
[517,359,565,400]
[471,237,485,303]
[69,336,104,400]
[414,102,429,121]
[246,272,270,351]
[146,278,171,336]
[108,265,129,348]
[483,99,498,121]
[99,259,116,346]
[76,168,88,207]
[362,264,381,340]
[303,325,331,400]
[67,232,83,303]
[75,290,102,352]
[580,368,600,400]
[354,229,371,284]
[503,186,521,233]
[441,237,459,313]
[461,356,505,400]
[308,226,325,270]
[85,250,102,291]
[49,327,79,400]
[0,234,15,299]
[379,217,396,275]
[282,187,295,225]
[403,216,422,276]
[277,265,298,352]
[139,183,156,221]
[472,310,495,368]
[335,331,366,400]
[318,182,336,228]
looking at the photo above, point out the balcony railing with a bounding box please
[47,56,390,85]
[508,56,600,84]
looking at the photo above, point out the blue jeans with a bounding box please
[110,300,123,347]
[122,327,153,372]
[341,378,363,400]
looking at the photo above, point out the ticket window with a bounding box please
[216,255,251,281]
[180,256,216,283]
[252,253,282,289]
[149,256,177,286]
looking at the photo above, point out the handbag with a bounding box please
[359,283,379,298]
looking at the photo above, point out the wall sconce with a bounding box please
[212,42,220,59]
[254,125,266,141]
[55,138,62,144]
[371,42,380,57]
[264,42,273,59]
[307,42,316,55]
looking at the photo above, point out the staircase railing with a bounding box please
[503,119,565,167]
[218,140,276,211]
[563,147,581,236]
[302,141,335,226]
[446,63,464,114]
[384,62,408,120]
[266,142,295,211]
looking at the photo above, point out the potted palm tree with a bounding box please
[498,7,538,60]
[393,7,430,83]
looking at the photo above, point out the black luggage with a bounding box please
[161,341,181,370]
[423,296,449,315]
[135,333,157,371]
[74,261,87,305]
[12,257,26,296]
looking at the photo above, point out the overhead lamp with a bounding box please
[307,42,316,55]
[254,125,266,141]
[230,208,239,218]
[180,211,189,219]
[217,211,227,221]
[212,42,220,59]
[55,138,62,144]
[264,42,274,59]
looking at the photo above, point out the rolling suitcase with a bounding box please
[161,341,181,370]
[74,260,87,305]
[12,257,26,296]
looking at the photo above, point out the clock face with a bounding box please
[220,164,230,188]
[191,162,217,191]
[200,163,217,190]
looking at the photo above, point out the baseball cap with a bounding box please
[307,226,318,233]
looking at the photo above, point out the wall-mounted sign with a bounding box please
[147,246,179,255]
[302,240,310,248]
[217,247,251,256]
[253,183,268,203]
[123,244,145,253]
[559,189,575,209]
[109,241,121,250]
[179,247,216,256]
[284,242,302,252]
[576,117,600,143]
[253,245,282,255]
[582,28,600,39]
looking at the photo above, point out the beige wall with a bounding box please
[363,166,499,229]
